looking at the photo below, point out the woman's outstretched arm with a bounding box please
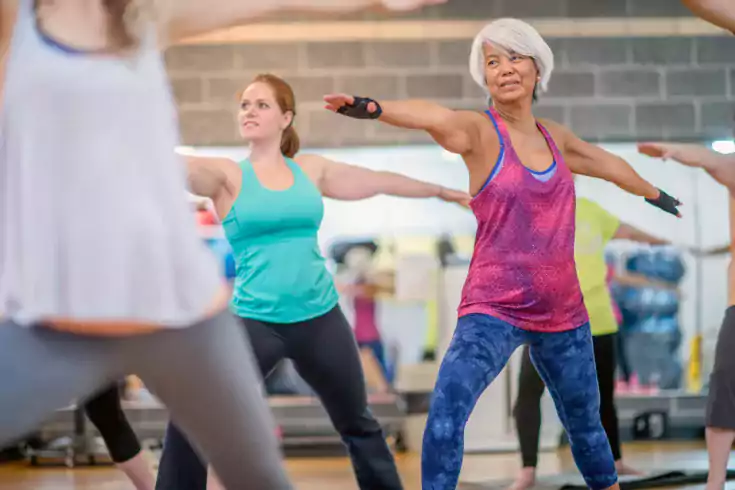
[681,0,735,33]
[296,153,471,206]
[323,93,487,156]
[166,0,445,45]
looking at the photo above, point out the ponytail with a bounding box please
[281,126,300,158]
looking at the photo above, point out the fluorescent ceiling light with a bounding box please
[175,146,199,155]
[712,140,735,154]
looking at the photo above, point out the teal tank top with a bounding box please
[222,158,339,323]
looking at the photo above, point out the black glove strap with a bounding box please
[336,96,382,120]
[645,188,681,216]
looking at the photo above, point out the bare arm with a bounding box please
[166,0,444,45]
[324,94,486,155]
[698,244,732,256]
[639,143,735,193]
[185,156,236,201]
[298,153,471,205]
[613,223,669,245]
[336,281,389,298]
[547,121,659,200]
[0,1,19,105]
[336,270,396,297]
[682,0,735,33]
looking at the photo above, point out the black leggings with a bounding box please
[513,333,621,467]
[82,383,141,463]
[156,305,403,490]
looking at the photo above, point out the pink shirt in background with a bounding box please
[353,284,380,343]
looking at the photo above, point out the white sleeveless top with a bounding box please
[0,0,222,327]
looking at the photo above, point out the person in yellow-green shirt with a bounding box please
[508,197,669,490]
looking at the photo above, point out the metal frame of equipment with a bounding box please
[24,394,406,465]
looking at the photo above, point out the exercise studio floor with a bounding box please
[0,441,714,489]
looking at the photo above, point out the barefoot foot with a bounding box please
[615,461,644,476]
[506,467,536,490]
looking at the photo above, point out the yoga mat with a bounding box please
[460,469,735,490]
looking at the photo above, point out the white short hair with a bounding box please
[469,18,554,97]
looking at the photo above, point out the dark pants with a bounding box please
[706,306,735,429]
[513,332,621,468]
[83,383,142,463]
[156,306,402,490]
[615,329,632,382]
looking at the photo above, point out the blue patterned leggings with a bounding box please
[422,313,618,490]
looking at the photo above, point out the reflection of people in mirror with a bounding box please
[337,245,393,393]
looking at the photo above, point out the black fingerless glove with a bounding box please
[645,188,681,216]
[336,96,382,120]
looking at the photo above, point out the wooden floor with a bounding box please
[0,441,715,489]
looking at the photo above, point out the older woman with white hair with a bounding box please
[324,18,681,490]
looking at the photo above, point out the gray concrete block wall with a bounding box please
[260,0,694,22]
[169,34,735,146]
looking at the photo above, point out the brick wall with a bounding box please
[252,0,696,22]
[167,1,734,147]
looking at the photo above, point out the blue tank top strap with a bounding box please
[478,109,507,193]
[485,108,509,146]
[23,0,91,55]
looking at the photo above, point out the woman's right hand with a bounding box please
[637,142,679,160]
[637,142,712,167]
[380,0,447,10]
[324,94,381,119]
[324,95,483,158]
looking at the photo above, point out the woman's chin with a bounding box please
[239,130,262,142]
[488,88,530,105]
[493,95,527,105]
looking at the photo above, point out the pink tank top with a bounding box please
[353,282,380,343]
[457,108,589,332]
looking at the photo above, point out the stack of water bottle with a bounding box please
[608,246,686,393]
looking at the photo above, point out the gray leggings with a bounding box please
[0,311,292,489]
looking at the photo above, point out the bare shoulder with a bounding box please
[454,109,499,149]
[293,153,331,181]
[537,117,574,150]
[0,1,19,46]
[187,155,240,179]
[188,155,238,169]
[293,153,325,166]
[455,109,489,126]
[536,117,569,134]
[0,1,20,91]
